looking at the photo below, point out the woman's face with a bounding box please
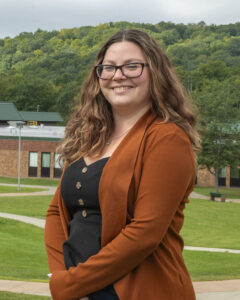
[99,41,151,113]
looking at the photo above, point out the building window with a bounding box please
[54,153,62,178]
[230,166,240,187]
[28,152,38,177]
[218,167,226,186]
[41,152,51,177]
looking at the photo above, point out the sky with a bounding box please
[0,0,239,38]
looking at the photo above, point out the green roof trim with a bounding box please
[0,102,63,123]
[19,111,63,122]
[0,102,24,121]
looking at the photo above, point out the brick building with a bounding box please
[0,102,64,179]
[0,126,64,179]
[196,166,240,188]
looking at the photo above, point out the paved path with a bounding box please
[190,191,240,203]
[0,185,204,199]
[0,212,45,228]
[1,279,240,299]
[0,183,56,196]
[184,246,240,254]
[190,191,209,199]
[1,185,239,203]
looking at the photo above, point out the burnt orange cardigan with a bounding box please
[44,111,196,300]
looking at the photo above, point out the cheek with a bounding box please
[99,82,110,101]
[99,77,110,85]
[137,77,150,94]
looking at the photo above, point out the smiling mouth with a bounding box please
[112,86,132,92]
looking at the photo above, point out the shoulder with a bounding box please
[145,118,192,147]
[142,118,195,171]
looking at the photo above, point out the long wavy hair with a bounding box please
[58,29,200,165]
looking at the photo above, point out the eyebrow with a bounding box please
[102,58,144,64]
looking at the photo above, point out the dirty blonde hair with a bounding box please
[58,29,200,165]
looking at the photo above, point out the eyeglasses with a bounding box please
[95,62,149,80]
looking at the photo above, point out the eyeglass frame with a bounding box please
[95,62,149,80]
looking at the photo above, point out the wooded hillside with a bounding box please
[0,21,240,120]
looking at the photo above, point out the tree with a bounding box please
[7,74,57,111]
[193,79,240,192]
[0,73,9,100]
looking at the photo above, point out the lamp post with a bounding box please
[16,121,25,191]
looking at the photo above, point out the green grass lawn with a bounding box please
[1,196,239,250]
[0,196,239,282]
[182,198,240,249]
[0,177,59,187]
[183,250,240,281]
[194,186,240,199]
[0,217,239,283]
[0,219,49,282]
[0,291,51,299]
[0,195,52,219]
[0,186,47,194]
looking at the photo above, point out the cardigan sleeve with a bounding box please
[44,181,67,272]
[49,127,196,300]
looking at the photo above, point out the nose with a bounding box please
[113,68,126,80]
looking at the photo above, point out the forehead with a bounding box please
[103,41,146,63]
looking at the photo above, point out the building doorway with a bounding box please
[41,152,51,177]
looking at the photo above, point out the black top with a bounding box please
[61,157,109,269]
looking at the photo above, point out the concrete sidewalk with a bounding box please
[195,280,240,299]
[0,183,56,196]
[190,191,240,203]
[1,279,240,299]
[0,186,239,203]
[0,212,45,228]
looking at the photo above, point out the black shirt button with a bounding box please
[82,167,88,174]
[76,182,82,189]
[82,210,87,218]
[78,199,85,206]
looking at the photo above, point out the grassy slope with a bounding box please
[181,198,240,249]
[0,186,46,193]
[0,192,239,282]
[0,195,52,219]
[0,291,51,299]
[0,219,49,281]
[1,196,239,249]
[183,250,240,281]
[0,218,239,283]
[0,177,59,187]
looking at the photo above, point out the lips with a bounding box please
[111,86,133,92]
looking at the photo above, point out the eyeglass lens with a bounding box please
[97,63,144,79]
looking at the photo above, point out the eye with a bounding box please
[103,65,115,72]
[125,63,140,70]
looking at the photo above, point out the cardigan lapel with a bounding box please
[99,110,157,247]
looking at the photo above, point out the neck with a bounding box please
[112,104,151,134]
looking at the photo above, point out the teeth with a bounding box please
[114,86,131,92]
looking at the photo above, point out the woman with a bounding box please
[44,29,200,300]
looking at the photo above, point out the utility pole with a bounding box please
[16,121,25,191]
